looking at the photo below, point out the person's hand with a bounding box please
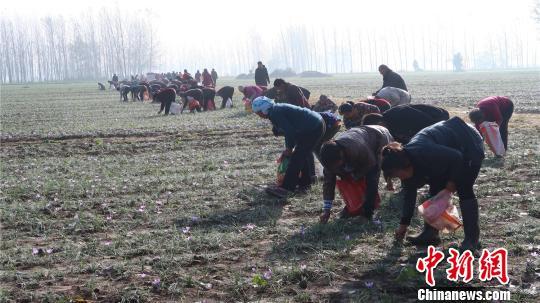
[319,210,330,224]
[386,178,395,191]
[445,181,456,193]
[394,224,408,241]
[277,149,292,163]
[282,149,293,157]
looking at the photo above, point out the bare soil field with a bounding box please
[1,71,539,302]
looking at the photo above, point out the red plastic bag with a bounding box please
[479,121,505,156]
[189,99,201,111]
[336,175,380,216]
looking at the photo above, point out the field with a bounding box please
[1,71,539,302]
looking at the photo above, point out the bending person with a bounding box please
[252,97,325,197]
[381,117,484,251]
[362,104,449,143]
[319,126,393,223]
[469,96,514,150]
[338,101,380,129]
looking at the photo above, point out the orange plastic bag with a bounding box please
[243,98,252,112]
[479,121,505,156]
[336,176,381,216]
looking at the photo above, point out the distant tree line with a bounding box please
[1,7,539,83]
[0,8,158,83]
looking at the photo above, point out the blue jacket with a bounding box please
[267,103,324,149]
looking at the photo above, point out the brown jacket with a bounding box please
[323,125,393,201]
[343,102,380,129]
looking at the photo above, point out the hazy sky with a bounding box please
[2,0,539,73]
[3,0,537,40]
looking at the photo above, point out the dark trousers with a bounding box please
[427,162,482,240]
[160,100,173,115]
[362,165,381,218]
[499,102,514,150]
[427,162,480,202]
[220,94,234,108]
[281,122,325,191]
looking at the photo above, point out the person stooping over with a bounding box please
[382,117,484,251]
[338,101,380,129]
[469,96,514,150]
[319,126,393,223]
[362,104,449,143]
[252,97,325,198]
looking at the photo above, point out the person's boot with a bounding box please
[406,223,441,246]
[459,198,480,252]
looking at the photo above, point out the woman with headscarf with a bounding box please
[251,97,325,198]
[202,68,215,87]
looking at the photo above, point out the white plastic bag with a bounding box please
[225,98,233,108]
[418,189,452,222]
[418,189,462,233]
[479,121,505,156]
[169,102,182,115]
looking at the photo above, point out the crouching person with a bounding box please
[338,101,380,129]
[312,95,338,113]
[319,126,393,223]
[382,117,484,251]
[252,97,325,197]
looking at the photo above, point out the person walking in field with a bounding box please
[195,70,202,83]
[468,96,514,150]
[362,104,449,143]
[382,117,484,251]
[252,97,325,198]
[338,101,380,129]
[374,64,408,94]
[273,79,310,108]
[255,61,270,87]
[319,126,393,223]
[211,68,218,86]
